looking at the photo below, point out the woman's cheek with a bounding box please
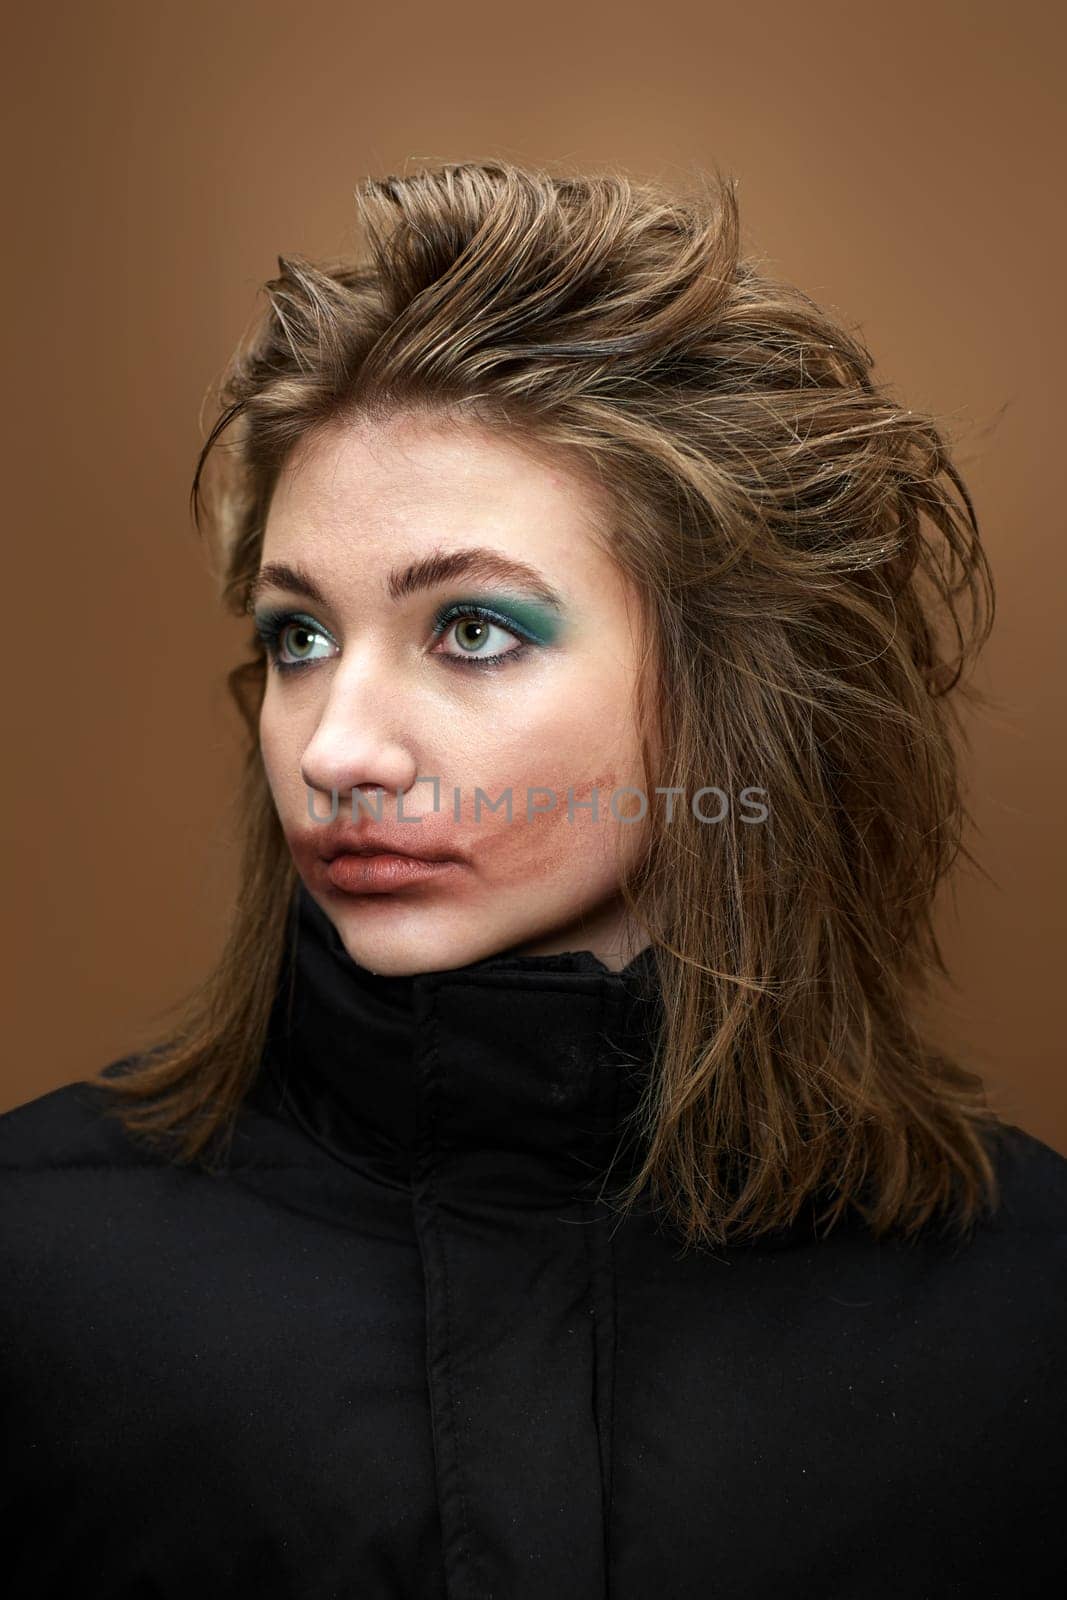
[468,769,623,882]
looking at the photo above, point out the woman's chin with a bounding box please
[321,898,523,978]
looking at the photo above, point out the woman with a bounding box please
[2,160,1064,1597]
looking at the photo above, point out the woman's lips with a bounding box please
[324,852,464,895]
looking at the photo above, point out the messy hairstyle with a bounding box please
[84,158,1007,1250]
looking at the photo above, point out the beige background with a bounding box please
[3,0,1064,1153]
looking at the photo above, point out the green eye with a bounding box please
[430,595,561,672]
[279,622,320,660]
[438,611,525,665]
[253,610,336,674]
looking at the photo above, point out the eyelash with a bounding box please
[252,603,532,676]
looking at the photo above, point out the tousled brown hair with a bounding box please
[85,158,1008,1250]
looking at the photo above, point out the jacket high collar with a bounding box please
[260,880,664,1202]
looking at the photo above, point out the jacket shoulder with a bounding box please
[986,1119,1067,1233]
[0,1057,157,1172]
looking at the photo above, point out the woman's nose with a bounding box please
[298,659,421,807]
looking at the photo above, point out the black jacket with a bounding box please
[2,881,1065,1598]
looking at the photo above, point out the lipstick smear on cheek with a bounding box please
[468,771,624,881]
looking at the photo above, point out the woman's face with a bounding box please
[255,411,653,976]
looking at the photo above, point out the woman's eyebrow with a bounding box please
[246,547,564,613]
